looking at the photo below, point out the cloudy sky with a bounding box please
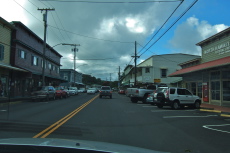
[0,0,229,81]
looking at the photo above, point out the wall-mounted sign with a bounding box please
[204,41,230,55]
[154,79,161,83]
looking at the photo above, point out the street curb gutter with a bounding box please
[0,101,23,106]
[199,108,230,118]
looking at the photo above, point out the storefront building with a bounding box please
[169,27,230,106]
[0,17,28,101]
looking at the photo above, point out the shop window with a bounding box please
[211,81,220,100]
[222,70,230,79]
[0,44,4,61]
[161,69,167,78]
[197,82,202,98]
[18,50,26,59]
[223,81,230,101]
[211,71,220,80]
[191,82,196,95]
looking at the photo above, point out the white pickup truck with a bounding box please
[127,84,167,103]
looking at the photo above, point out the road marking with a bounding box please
[33,95,98,138]
[151,110,195,113]
[0,110,7,111]
[203,124,230,134]
[163,115,218,118]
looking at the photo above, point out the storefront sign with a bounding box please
[154,79,161,83]
[204,41,230,55]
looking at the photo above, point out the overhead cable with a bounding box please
[138,0,184,55]
[139,0,198,57]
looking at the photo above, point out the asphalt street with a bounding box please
[0,92,229,153]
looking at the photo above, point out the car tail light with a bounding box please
[136,90,139,93]
[166,90,169,98]
[110,91,112,93]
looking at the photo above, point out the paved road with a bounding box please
[0,93,229,153]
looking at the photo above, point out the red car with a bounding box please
[55,86,68,99]
[118,88,125,94]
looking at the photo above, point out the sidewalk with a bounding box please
[201,103,230,113]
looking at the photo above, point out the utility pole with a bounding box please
[62,44,80,86]
[118,66,120,87]
[131,41,139,87]
[38,8,55,86]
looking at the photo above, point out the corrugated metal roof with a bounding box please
[168,56,230,77]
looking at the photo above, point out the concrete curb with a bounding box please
[199,107,230,118]
[0,101,24,106]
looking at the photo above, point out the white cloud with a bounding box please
[169,16,229,55]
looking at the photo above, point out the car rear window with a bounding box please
[101,87,110,90]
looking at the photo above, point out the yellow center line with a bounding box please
[33,95,98,138]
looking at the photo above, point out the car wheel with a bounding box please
[171,101,180,110]
[131,97,138,103]
[157,104,163,108]
[194,100,201,109]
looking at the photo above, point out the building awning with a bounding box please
[169,56,230,77]
[0,63,28,72]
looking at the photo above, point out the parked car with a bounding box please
[87,88,97,94]
[99,86,112,98]
[78,88,86,93]
[55,86,68,99]
[68,87,78,95]
[31,86,56,101]
[153,87,201,109]
[63,87,70,97]
[128,83,167,103]
[146,93,154,103]
[118,88,125,94]
[148,87,168,105]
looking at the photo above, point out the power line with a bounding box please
[14,0,133,44]
[139,0,198,57]
[137,0,184,55]
[43,0,75,43]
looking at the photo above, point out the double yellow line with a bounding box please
[33,95,98,138]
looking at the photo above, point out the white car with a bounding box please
[87,88,97,94]
[78,88,86,93]
[68,87,78,95]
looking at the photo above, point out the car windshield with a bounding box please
[1,1,230,153]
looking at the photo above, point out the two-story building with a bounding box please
[60,69,83,87]
[169,27,230,106]
[122,53,200,87]
[10,21,64,97]
[0,17,27,100]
